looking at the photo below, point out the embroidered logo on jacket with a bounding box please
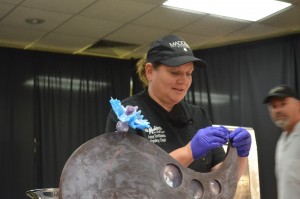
[145,126,166,143]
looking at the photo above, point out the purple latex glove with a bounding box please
[190,126,229,160]
[230,127,251,157]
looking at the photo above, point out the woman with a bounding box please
[106,35,250,178]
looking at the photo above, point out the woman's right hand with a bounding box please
[190,126,229,160]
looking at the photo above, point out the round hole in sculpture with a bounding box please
[188,179,204,199]
[163,164,182,188]
[210,179,221,194]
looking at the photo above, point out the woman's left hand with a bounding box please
[230,127,252,157]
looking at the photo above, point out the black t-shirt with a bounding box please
[105,89,225,172]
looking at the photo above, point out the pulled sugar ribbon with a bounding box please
[109,98,150,132]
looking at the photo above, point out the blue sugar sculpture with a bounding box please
[109,98,150,132]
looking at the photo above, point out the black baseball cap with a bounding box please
[146,35,207,68]
[263,85,298,104]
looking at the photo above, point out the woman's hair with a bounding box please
[136,54,160,88]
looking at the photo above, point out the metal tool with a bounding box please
[59,132,238,199]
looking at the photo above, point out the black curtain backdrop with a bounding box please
[1,33,300,199]
[0,48,132,198]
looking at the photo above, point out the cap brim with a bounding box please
[160,56,207,68]
[263,94,289,104]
